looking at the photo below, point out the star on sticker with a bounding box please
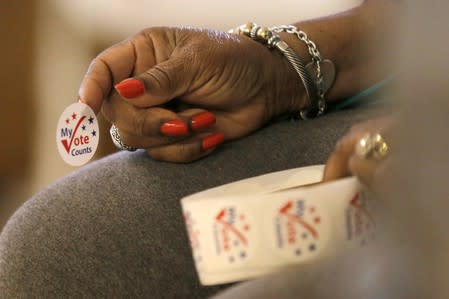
[72,112,77,120]
[81,125,86,131]
[88,116,94,124]
[91,130,97,137]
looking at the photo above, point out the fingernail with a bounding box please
[160,119,189,136]
[191,112,216,131]
[115,79,145,99]
[202,133,225,151]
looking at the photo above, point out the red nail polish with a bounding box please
[160,119,188,136]
[202,133,225,151]
[191,112,216,131]
[115,79,145,99]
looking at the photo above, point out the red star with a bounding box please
[65,118,70,124]
[71,112,77,120]
[314,216,321,224]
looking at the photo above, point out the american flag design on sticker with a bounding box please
[212,206,250,264]
[274,199,322,257]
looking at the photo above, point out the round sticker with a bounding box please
[271,198,324,260]
[56,102,99,166]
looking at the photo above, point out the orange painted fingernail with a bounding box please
[160,119,189,136]
[115,79,145,99]
[191,112,216,131]
[202,133,225,151]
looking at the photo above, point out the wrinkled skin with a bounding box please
[323,116,393,186]
[79,27,303,162]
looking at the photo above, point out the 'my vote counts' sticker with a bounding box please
[56,102,99,166]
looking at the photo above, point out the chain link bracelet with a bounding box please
[229,23,336,119]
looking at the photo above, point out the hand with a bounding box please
[322,116,393,186]
[78,26,304,162]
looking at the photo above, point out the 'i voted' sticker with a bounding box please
[56,102,99,166]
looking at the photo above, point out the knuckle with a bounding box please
[101,98,117,123]
[146,65,172,92]
[176,143,197,162]
[133,110,152,136]
[334,136,349,154]
[147,143,200,163]
[147,148,164,161]
[349,124,363,134]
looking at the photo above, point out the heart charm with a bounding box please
[305,59,336,96]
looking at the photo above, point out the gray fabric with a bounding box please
[0,107,381,298]
[212,249,413,299]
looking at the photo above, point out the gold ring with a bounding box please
[355,133,389,160]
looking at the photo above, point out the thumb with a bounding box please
[114,56,193,108]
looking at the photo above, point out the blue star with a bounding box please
[91,130,97,137]
[88,116,94,124]
[81,125,86,131]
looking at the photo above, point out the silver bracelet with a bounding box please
[270,25,336,119]
[230,23,336,119]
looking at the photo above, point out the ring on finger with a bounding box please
[355,133,389,160]
[110,125,137,152]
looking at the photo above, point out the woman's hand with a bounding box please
[78,27,304,162]
[322,116,392,186]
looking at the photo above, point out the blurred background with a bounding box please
[0,0,362,230]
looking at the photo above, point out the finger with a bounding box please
[102,93,180,137]
[78,32,168,113]
[114,56,194,108]
[116,129,178,149]
[348,154,386,186]
[147,132,225,163]
[78,40,136,113]
[104,93,217,136]
[116,109,217,149]
[212,100,266,140]
[178,109,217,133]
[322,128,366,182]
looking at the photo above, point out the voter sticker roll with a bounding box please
[181,166,373,285]
[56,102,99,166]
